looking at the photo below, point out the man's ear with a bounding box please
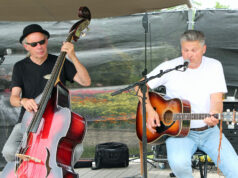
[23,43,29,51]
[202,44,207,54]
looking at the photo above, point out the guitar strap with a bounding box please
[217,117,223,175]
[233,109,236,123]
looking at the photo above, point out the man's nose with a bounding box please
[187,52,193,58]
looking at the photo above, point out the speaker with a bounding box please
[222,121,238,154]
[223,100,238,154]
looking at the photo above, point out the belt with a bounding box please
[190,125,213,131]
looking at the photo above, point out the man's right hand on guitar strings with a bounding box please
[146,104,160,134]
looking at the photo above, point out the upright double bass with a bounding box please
[1,7,91,178]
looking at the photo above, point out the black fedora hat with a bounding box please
[19,24,50,44]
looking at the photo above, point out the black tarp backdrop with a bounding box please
[194,10,238,95]
[0,9,238,168]
[0,11,188,87]
[1,10,238,90]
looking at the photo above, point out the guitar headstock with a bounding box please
[222,110,238,123]
[69,7,91,42]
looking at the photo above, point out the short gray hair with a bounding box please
[180,30,205,46]
[22,38,27,45]
[22,34,48,45]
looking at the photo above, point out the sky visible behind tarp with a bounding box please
[198,0,238,9]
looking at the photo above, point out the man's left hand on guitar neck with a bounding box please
[204,112,219,127]
[204,92,223,127]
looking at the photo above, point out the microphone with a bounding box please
[175,59,190,71]
[183,59,190,71]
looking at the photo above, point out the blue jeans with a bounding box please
[166,126,238,178]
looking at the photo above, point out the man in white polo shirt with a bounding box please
[137,30,238,178]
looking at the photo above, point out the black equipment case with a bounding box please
[93,142,129,169]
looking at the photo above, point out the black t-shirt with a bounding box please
[11,54,77,122]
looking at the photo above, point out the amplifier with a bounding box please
[223,100,238,111]
[223,100,238,154]
[222,122,238,154]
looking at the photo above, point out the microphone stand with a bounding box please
[142,12,149,77]
[141,12,149,178]
[111,63,187,178]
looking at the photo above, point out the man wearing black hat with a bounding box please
[1,24,91,165]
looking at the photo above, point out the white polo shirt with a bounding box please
[147,56,227,128]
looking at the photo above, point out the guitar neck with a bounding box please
[174,113,217,121]
[174,112,238,122]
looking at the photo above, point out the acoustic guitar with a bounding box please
[136,92,238,144]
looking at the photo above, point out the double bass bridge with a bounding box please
[15,153,41,163]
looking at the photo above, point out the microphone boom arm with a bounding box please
[111,61,189,96]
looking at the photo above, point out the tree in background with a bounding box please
[215,2,229,9]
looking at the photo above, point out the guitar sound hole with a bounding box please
[163,110,173,125]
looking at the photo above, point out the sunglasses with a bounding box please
[26,39,46,47]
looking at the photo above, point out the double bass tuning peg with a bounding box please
[81,27,90,37]
[81,32,86,37]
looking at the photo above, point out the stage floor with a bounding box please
[0,159,225,177]
[75,159,225,178]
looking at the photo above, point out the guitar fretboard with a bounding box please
[174,113,219,120]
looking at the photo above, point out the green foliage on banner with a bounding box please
[71,91,138,124]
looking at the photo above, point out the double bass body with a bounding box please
[1,83,86,178]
